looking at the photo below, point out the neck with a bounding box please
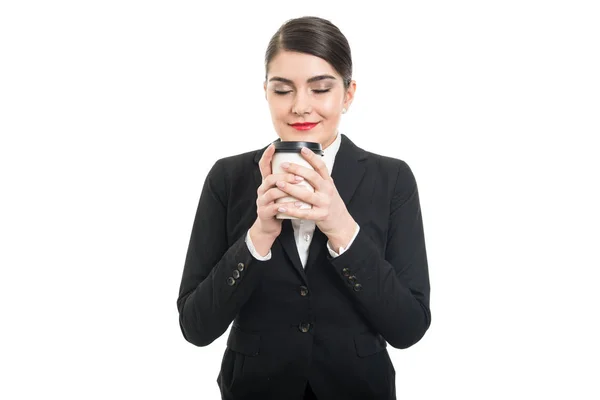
[322,132,338,150]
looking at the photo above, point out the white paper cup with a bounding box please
[271,141,324,220]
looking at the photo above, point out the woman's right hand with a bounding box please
[251,143,304,240]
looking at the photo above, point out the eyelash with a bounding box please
[274,89,331,95]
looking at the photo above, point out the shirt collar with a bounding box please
[322,131,342,176]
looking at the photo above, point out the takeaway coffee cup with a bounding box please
[272,141,324,220]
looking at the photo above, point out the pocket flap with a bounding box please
[354,331,387,357]
[227,326,260,356]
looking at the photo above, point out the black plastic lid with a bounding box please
[274,141,324,156]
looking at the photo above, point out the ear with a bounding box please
[263,81,268,100]
[343,80,357,110]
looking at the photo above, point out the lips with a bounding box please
[290,122,319,131]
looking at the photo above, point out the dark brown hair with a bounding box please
[264,16,353,90]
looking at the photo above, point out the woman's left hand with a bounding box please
[275,147,357,245]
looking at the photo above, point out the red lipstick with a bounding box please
[290,122,319,131]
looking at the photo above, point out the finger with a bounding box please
[259,175,306,205]
[271,201,299,216]
[258,173,302,197]
[258,144,275,179]
[281,163,323,191]
[275,202,315,220]
[265,172,304,189]
[300,147,330,181]
[258,201,296,219]
[257,187,289,207]
[257,173,304,197]
[274,180,320,206]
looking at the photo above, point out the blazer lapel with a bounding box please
[252,134,367,279]
[279,218,307,281]
[305,134,367,272]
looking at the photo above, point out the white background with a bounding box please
[1,1,599,399]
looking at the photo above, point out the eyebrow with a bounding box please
[268,75,337,85]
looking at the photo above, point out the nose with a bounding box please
[292,89,312,115]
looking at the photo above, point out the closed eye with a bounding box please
[273,89,331,95]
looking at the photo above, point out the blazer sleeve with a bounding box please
[176,159,271,347]
[327,160,431,349]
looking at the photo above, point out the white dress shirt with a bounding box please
[245,132,360,268]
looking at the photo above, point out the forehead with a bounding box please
[267,51,339,82]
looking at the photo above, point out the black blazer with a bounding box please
[177,134,431,400]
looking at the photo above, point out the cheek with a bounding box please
[316,96,342,117]
[269,100,289,119]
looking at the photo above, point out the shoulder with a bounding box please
[342,133,410,171]
[366,150,411,174]
[356,143,416,191]
[215,149,258,171]
[207,147,262,179]
[356,143,418,206]
[202,146,265,202]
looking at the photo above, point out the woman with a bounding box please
[177,16,431,400]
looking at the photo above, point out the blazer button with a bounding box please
[237,263,245,271]
[299,286,309,296]
[353,283,363,292]
[226,277,236,286]
[348,275,357,282]
[232,269,241,279]
[342,268,351,277]
[299,322,311,333]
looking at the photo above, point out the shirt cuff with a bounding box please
[327,223,360,258]
[245,229,272,260]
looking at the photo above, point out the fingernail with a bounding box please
[294,201,304,207]
[301,147,310,154]
[281,162,290,169]
[277,181,285,188]
[278,207,286,212]
[295,175,304,181]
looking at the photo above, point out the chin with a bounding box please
[293,135,321,143]
[277,126,326,143]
